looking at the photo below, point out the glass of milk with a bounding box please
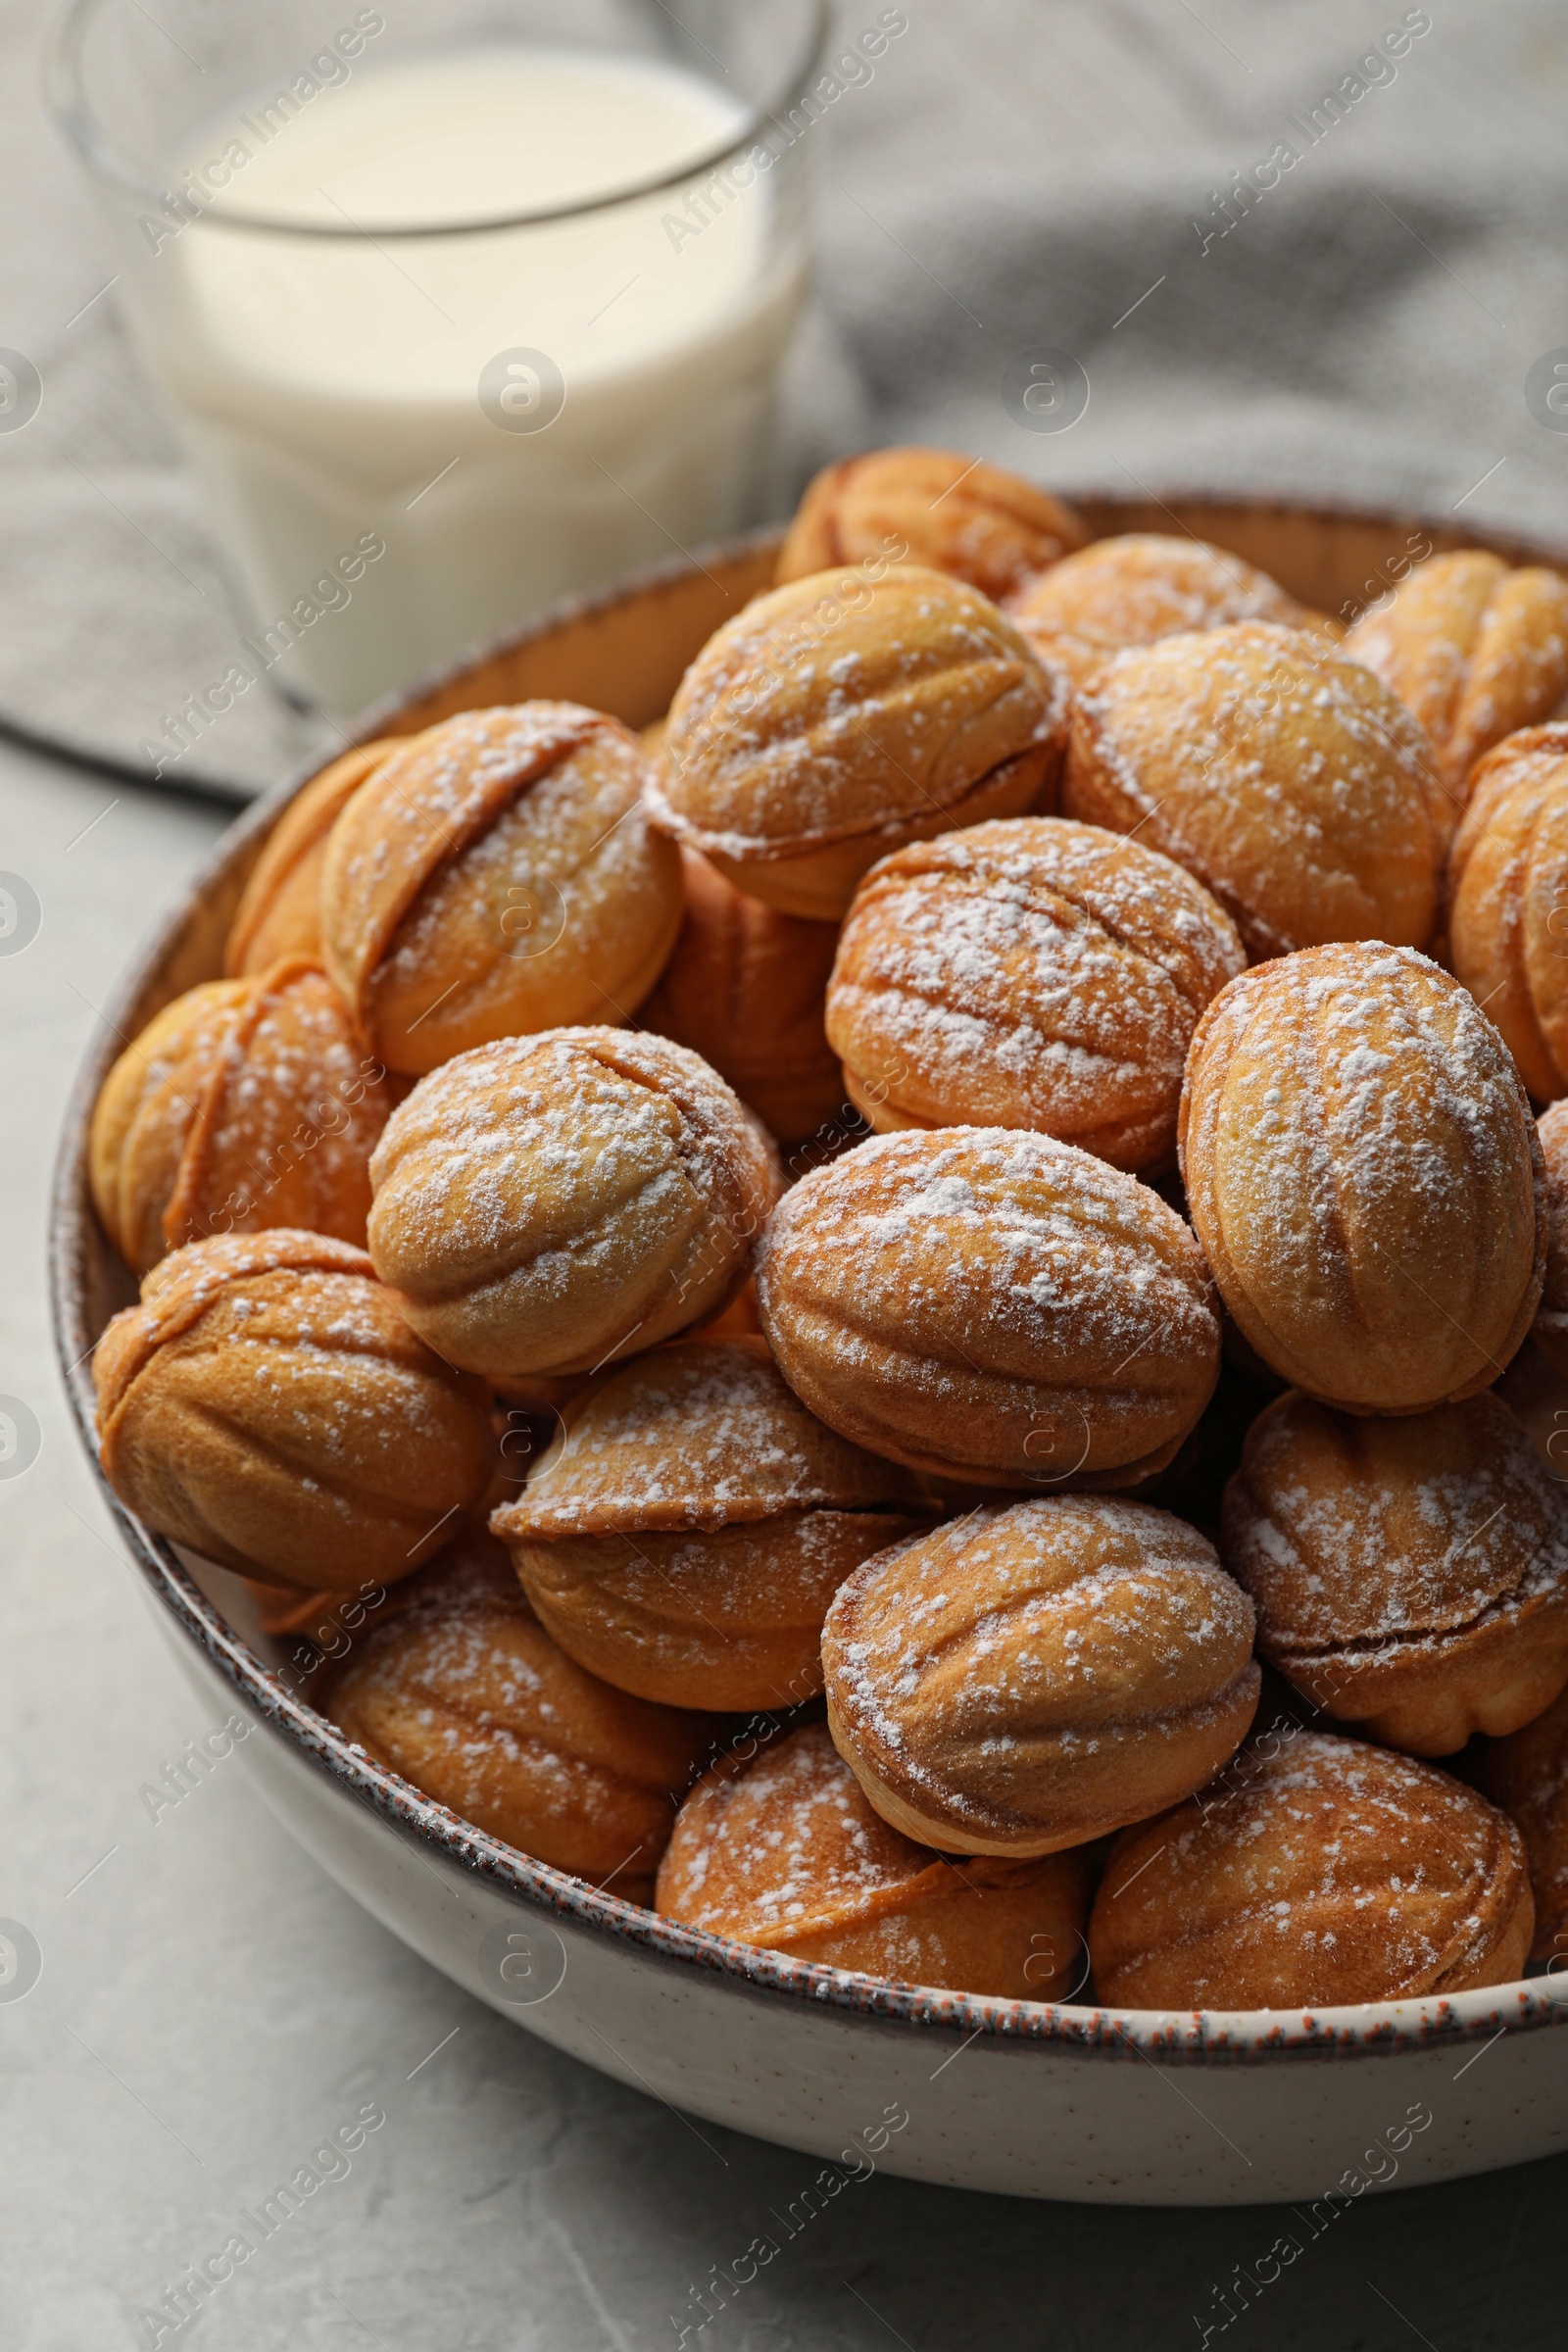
[49,0,832,711]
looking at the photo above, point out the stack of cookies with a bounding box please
[89,444,1568,2011]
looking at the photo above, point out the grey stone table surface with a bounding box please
[2,754,1567,2352]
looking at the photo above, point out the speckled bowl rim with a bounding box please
[49,505,1568,2068]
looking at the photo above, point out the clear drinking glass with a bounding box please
[47,0,829,711]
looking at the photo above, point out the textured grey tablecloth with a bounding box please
[7,0,1568,796]
[6,5,1568,2347]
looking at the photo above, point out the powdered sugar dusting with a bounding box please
[657,566,1060,853]
[499,1338,912,1537]
[174,962,389,1248]
[338,705,606,895]
[828,817,1243,1152]
[1345,552,1568,788]
[1097,1732,1527,2004]
[318,1554,702,1885]
[1068,622,1442,958]
[1225,1390,1568,1657]
[823,1495,1255,1830]
[1012,533,1311,684]
[659,1723,948,1942]
[1182,942,1542,1400]
[376,725,659,1004]
[368,1028,767,1295]
[1345,551,1501,752]
[323,704,612,1007]
[759,1127,1218,1478]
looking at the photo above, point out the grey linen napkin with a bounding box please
[3,0,1567,801]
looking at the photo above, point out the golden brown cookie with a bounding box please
[1448,724,1568,1100]
[821,1496,1259,1856]
[1180,943,1545,1412]
[657,1722,1094,1997]
[92,1231,493,1591]
[89,957,394,1274]
[314,1530,708,1901]
[1344,548,1568,807]
[825,816,1245,1170]
[492,1338,928,1710]
[776,446,1087,604]
[224,740,400,976]
[1090,1732,1534,2007]
[637,849,846,1143]
[1064,621,1447,956]
[651,565,1067,918]
[367,1029,783,1382]
[1481,1682,1568,1963]
[318,704,683,1074]
[1221,1390,1568,1754]
[1009,533,1329,686]
[757,1127,1220,1490]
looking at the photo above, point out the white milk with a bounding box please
[154,48,805,710]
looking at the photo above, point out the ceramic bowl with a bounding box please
[52,500,1568,2205]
